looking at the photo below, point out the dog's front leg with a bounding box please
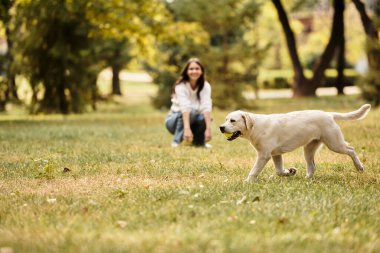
[245,153,270,183]
[272,155,297,176]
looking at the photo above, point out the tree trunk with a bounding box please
[335,37,345,95]
[112,64,122,95]
[272,0,344,97]
[352,0,380,106]
[29,79,39,114]
[222,32,229,83]
[91,76,98,111]
[5,26,18,100]
[335,0,346,95]
[352,0,380,68]
[352,0,378,38]
[311,0,344,89]
[40,79,69,114]
[271,0,306,96]
[58,80,69,114]
[292,78,319,97]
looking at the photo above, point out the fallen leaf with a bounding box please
[252,196,260,202]
[179,190,190,195]
[278,217,288,224]
[228,215,238,221]
[88,200,97,206]
[81,207,89,214]
[116,220,127,228]
[236,195,247,205]
[46,198,56,204]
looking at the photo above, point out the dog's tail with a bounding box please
[331,104,371,121]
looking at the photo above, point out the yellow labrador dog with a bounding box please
[219,104,371,183]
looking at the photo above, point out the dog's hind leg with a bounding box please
[303,140,323,178]
[322,126,364,172]
[346,145,364,172]
[272,155,297,176]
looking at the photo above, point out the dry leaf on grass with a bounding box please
[236,195,247,205]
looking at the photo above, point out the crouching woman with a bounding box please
[165,58,212,148]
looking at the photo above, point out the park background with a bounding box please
[1,0,379,253]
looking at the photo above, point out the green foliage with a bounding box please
[0,0,13,109]
[11,0,101,113]
[150,0,265,110]
[150,70,176,109]
[212,81,256,110]
[359,15,380,106]
[6,0,170,114]
[359,69,380,106]
[31,159,57,180]
[0,0,12,22]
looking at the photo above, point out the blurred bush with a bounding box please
[259,68,360,89]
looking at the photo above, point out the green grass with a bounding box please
[0,85,379,253]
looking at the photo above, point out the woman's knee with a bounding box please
[192,115,206,131]
[166,113,183,134]
[165,120,175,134]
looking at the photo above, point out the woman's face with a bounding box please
[187,62,202,83]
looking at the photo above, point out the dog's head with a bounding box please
[219,110,254,141]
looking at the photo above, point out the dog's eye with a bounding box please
[230,119,236,123]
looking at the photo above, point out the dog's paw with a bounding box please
[244,177,254,184]
[305,174,313,179]
[288,167,297,175]
[277,168,297,177]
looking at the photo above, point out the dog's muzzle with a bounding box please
[219,126,241,141]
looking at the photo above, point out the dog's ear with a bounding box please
[242,112,254,130]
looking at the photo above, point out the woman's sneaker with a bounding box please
[204,143,212,149]
[171,142,180,148]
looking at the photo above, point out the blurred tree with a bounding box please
[272,0,344,97]
[0,0,17,111]
[335,16,346,95]
[11,0,100,113]
[9,0,169,113]
[87,0,171,98]
[353,0,380,106]
[98,39,132,96]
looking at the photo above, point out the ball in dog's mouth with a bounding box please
[224,131,241,141]
[223,132,233,138]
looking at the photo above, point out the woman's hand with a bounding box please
[205,127,212,142]
[184,127,193,143]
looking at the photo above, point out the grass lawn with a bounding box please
[0,82,379,253]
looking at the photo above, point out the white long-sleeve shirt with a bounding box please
[169,81,212,114]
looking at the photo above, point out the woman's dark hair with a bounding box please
[173,58,205,100]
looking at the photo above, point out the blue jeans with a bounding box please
[165,110,206,146]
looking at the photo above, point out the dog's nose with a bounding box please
[219,126,225,133]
